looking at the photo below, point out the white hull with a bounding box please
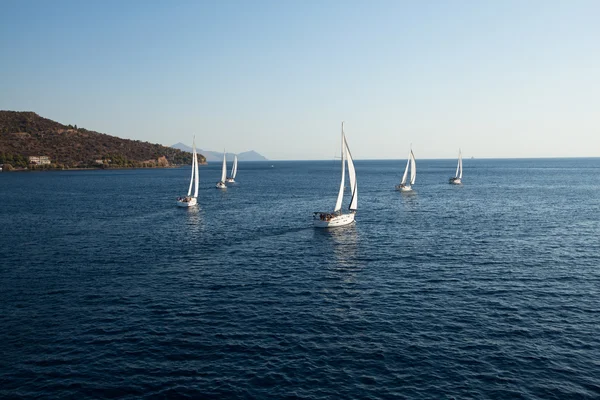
[216,181,227,189]
[179,136,199,208]
[313,212,355,228]
[177,197,197,207]
[451,149,463,184]
[226,178,235,183]
[314,123,358,228]
[398,149,416,192]
[396,184,412,192]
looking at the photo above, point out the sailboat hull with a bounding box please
[226,178,235,183]
[396,184,412,192]
[177,137,199,208]
[313,212,355,228]
[449,178,462,184]
[177,197,197,207]
[216,182,227,189]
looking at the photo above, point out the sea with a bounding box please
[1,158,599,399]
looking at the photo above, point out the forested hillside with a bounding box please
[0,111,205,169]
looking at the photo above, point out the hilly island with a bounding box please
[0,111,205,170]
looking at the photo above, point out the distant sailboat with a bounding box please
[216,150,227,189]
[226,155,238,183]
[177,137,199,207]
[314,122,358,228]
[396,148,416,192]
[449,149,463,184]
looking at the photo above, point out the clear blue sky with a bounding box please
[1,0,598,159]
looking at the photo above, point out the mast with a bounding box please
[187,136,196,196]
[333,122,346,213]
[410,150,416,185]
[455,149,460,178]
[458,149,463,179]
[345,134,358,211]
[193,141,199,198]
[220,150,227,182]
[401,152,410,185]
[231,155,238,179]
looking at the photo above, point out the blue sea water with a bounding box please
[1,158,599,399]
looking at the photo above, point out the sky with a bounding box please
[1,0,598,160]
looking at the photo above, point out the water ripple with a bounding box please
[1,160,600,399]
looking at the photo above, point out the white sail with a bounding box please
[458,149,463,179]
[220,151,227,182]
[313,122,357,228]
[178,137,199,206]
[401,154,410,185]
[345,135,358,211]
[333,122,346,213]
[193,143,199,198]
[454,152,460,177]
[410,150,416,185]
[187,138,196,196]
[231,155,238,179]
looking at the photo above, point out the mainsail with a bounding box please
[333,122,346,213]
[230,155,238,179]
[456,149,462,179]
[187,138,197,196]
[410,150,416,185]
[193,143,199,198]
[220,151,227,182]
[401,153,410,185]
[345,135,358,211]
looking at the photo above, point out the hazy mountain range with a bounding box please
[171,143,268,162]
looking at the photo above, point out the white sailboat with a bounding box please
[314,122,358,228]
[449,149,463,184]
[226,155,238,183]
[396,148,416,192]
[177,137,199,207]
[216,150,227,189]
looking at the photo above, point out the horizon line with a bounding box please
[206,156,600,162]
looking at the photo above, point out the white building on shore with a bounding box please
[28,156,51,165]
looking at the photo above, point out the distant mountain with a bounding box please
[237,150,268,162]
[171,143,268,162]
[0,111,205,169]
[172,142,194,153]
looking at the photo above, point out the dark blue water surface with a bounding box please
[1,158,600,399]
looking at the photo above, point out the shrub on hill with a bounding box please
[0,111,205,169]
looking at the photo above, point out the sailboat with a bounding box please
[226,155,238,183]
[314,122,358,228]
[449,149,463,184]
[177,137,199,207]
[215,150,227,189]
[396,148,416,192]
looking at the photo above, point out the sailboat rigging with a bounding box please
[216,150,227,189]
[396,148,416,192]
[177,137,199,207]
[449,149,463,184]
[226,155,238,183]
[313,122,358,228]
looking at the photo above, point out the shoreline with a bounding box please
[0,163,208,172]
